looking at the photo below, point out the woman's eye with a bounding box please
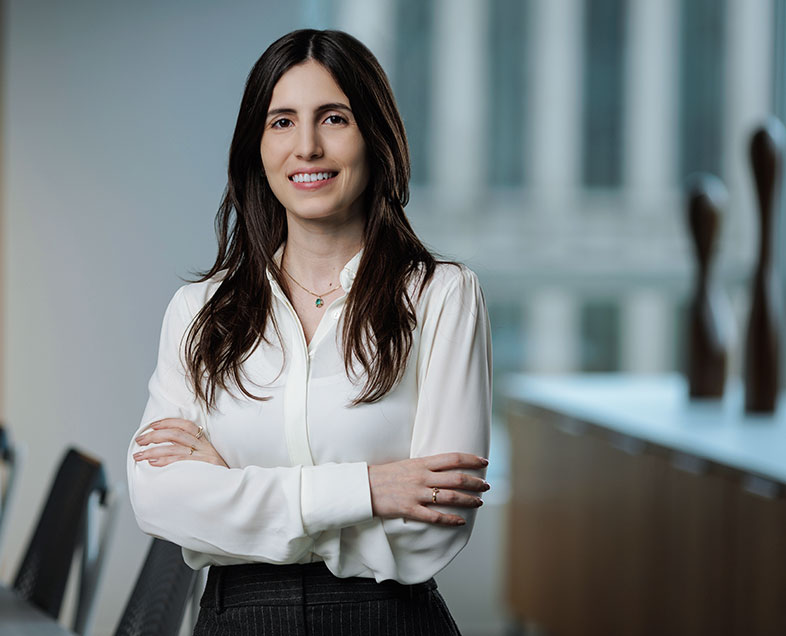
[271,118,293,129]
[324,114,347,125]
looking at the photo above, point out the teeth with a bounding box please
[291,172,336,183]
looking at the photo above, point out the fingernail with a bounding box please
[480,458,489,466]
[457,519,466,526]
[483,482,491,491]
[476,499,484,507]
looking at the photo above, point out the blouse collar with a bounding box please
[267,244,363,294]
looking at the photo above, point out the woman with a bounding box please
[128,29,491,635]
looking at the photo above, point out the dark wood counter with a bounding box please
[505,374,786,636]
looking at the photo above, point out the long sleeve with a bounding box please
[127,285,373,566]
[314,266,492,583]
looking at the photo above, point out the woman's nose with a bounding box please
[295,126,323,160]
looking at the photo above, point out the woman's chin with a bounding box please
[284,205,364,226]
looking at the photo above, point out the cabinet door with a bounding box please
[731,483,786,636]
[506,406,745,636]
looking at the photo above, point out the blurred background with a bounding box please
[1,0,784,634]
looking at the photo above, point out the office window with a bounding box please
[488,299,526,375]
[392,0,433,185]
[776,0,786,119]
[679,0,726,180]
[672,299,689,375]
[582,0,627,188]
[488,0,529,186]
[774,0,786,388]
[580,300,621,371]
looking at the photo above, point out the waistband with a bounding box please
[200,561,438,610]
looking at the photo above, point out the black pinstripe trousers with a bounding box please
[193,561,462,635]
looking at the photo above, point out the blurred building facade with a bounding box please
[328,0,775,401]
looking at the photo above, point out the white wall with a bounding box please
[1,1,297,632]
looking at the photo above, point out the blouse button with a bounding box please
[332,310,341,320]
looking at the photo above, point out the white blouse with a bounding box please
[127,250,492,584]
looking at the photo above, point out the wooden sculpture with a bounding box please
[744,117,785,413]
[686,174,733,398]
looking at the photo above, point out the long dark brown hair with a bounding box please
[185,29,437,410]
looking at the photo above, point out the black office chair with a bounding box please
[114,538,198,636]
[12,447,112,633]
[0,425,19,546]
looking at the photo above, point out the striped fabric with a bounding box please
[193,561,462,635]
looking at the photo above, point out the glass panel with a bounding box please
[679,0,726,179]
[776,0,786,119]
[580,300,621,371]
[673,298,689,376]
[488,299,526,375]
[582,0,627,188]
[393,0,433,185]
[488,0,528,186]
[774,0,786,388]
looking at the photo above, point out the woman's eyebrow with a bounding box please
[316,102,352,113]
[266,102,353,118]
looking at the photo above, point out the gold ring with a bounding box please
[189,446,196,455]
[195,426,204,440]
[432,487,439,504]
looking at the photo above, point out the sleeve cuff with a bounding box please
[301,462,373,534]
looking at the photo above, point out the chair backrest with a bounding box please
[12,447,108,621]
[0,425,19,543]
[114,538,197,636]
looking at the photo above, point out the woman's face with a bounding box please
[260,60,369,226]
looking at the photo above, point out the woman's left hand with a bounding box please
[133,418,228,468]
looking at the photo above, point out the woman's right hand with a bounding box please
[368,453,490,526]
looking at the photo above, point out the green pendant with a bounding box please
[315,298,324,308]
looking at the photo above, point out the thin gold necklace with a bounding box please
[281,266,341,308]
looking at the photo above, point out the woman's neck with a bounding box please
[281,218,364,290]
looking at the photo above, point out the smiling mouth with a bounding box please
[289,171,339,183]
